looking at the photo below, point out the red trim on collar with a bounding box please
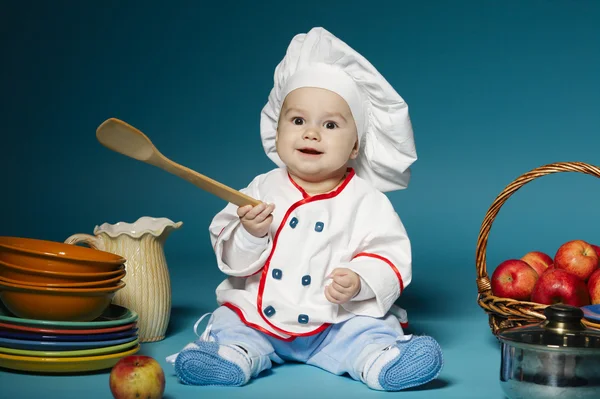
[287,172,309,198]
[256,168,356,337]
[287,168,355,199]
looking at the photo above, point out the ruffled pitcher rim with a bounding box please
[93,216,183,238]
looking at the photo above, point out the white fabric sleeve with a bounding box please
[222,225,268,267]
[340,196,412,317]
[209,176,273,277]
[351,276,375,301]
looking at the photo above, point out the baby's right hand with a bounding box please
[237,202,275,238]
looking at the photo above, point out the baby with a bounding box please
[167,27,443,392]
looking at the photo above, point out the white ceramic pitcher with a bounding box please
[65,216,182,342]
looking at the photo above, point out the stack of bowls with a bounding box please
[0,236,140,372]
[0,236,127,322]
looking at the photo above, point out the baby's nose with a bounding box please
[303,127,321,140]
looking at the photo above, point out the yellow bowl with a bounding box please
[0,259,125,284]
[0,236,125,273]
[0,344,140,373]
[0,279,126,321]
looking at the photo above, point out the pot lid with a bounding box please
[497,304,600,349]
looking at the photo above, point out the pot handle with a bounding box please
[544,304,586,331]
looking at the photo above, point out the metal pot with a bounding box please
[497,304,600,399]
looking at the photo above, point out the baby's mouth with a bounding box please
[298,148,323,155]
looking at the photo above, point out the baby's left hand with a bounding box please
[324,268,361,305]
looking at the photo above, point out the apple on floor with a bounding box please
[110,355,165,399]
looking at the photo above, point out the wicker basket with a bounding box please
[476,161,600,335]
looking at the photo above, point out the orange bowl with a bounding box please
[0,260,125,284]
[0,271,124,288]
[0,237,125,273]
[0,280,126,321]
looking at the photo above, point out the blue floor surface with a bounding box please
[0,259,507,399]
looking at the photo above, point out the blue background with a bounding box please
[1,1,600,398]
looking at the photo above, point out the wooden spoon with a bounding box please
[96,118,261,207]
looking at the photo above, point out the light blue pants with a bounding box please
[202,305,407,381]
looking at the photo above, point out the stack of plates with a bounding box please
[0,304,140,373]
[581,304,600,329]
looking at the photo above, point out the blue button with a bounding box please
[272,269,282,280]
[264,306,276,317]
[314,222,324,232]
[302,275,311,286]
[298,314,309,324]
[290,217,298,228]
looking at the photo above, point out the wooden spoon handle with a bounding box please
[150,151,261,207]
[96,118,261,207]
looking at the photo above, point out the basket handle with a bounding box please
[475,161,600,295]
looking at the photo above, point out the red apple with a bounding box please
[592,244,600,258]
[110,355,165,399]
[588,268,600,305]
[554,240,599,281]
[491,259,539,300]
[521,251,553,277]
[531,268,590,306]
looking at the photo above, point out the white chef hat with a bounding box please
[260,27,417,192]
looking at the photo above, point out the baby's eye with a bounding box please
[324,121,338,129]
[292,117,304,125]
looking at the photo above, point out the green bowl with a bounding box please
[0,338,139,357]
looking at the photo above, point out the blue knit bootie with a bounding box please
[173,341,252,386]
[362,335,443,391]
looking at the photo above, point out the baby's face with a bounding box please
[276,87,358,183]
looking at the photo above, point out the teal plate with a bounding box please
[0,304,138,328]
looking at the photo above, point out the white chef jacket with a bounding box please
[209,167,412,341]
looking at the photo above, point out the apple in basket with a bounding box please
[531,268,590,307]
[491,259,539,300]
[588,268,600,305]
[520,251,553,277]
[553,239,599,281]
[591,244,600,258]
[109,355,165,399]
